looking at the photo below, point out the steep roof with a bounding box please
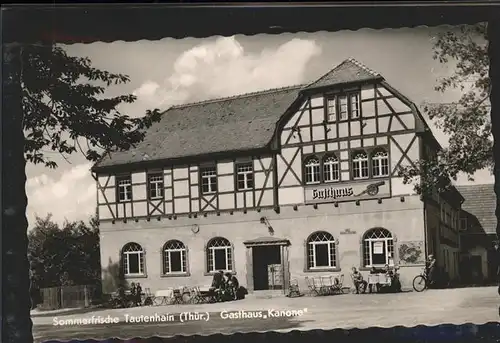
[92,58,416,172]
[457,184,497,234]
[304,57,382,90]
[93,85,303,170]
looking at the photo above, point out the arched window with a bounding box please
[323,155,340,182]
[352,151,369,179]
[122,242,145,276]
[162,240,187,275]
[307,231,337,269]
[362,228,394,267]
[206,237,233,273]
[304,157,321,184]
[371,149,389,177]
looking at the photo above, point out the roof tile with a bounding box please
[93,58,387,170]
[457,184,497,234]
[304,57,381,90]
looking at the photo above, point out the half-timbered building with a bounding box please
[92,58,464,294]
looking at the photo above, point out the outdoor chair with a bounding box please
[143,288,155,306]
[190,287,207,304]
[287,278,303,298]
[153,289,173,306]
[171,289,184,305]
[318,276,333,295]
[305,276,320,296]
[331,274,345,294]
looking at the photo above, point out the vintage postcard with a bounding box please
[19,19,497,343]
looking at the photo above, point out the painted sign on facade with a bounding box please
[398,241,425,265]
[304,179,391,204]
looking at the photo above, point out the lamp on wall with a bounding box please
[260,216,274,236]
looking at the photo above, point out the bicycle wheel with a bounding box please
[412,275,427,292]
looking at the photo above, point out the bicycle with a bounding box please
[412,268,429,292]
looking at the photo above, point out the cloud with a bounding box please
[133,36,322,108]
[26,163,96,227]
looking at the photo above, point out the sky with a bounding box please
[25,26,493,227]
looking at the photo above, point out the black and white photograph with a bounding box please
[4,6,499,343]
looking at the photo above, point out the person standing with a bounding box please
[492,241,500,295]
[135,283,143,306]
[426,255,437,286]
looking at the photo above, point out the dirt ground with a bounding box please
[33,286,499,342]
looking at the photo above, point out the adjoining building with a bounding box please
[457,184,498,284]
[91,58,464,294]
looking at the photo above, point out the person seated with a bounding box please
[224,272,239,300]
[210,270,226,301]
[391,267,402,292]
[351,267,367,294]
[370,266,386,274]
[129,282,137,304]
[211,271,224,289]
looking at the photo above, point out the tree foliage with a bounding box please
[399,23,491,195]
[21,44,161,168]
[28,214,101,290]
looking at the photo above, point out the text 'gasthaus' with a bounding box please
[220,308,308,320]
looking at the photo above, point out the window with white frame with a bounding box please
[323,155,340,182]
[371,149,389,177]
[327,98,336,122]
[122,242,145,276]
[307,231,337,269]
[162,240,187,274]
[363,228,394,267]
[236,162,254,190]
[304,157,321,184]
[338,95,348,121]
[116,175,132,202]
[349,93,360,118]
[148,173,164,199]
[352,151,369,179]
[206,237,233,273]
[200,166,217,194]
[326,92,360,122]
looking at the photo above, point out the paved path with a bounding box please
[33,286,499,342]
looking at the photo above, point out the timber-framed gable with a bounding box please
[273,59,425,207]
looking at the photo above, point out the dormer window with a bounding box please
[326,91,360,122]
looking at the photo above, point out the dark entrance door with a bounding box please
[252,245,281,290]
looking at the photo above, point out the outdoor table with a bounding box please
[198,286,217,303]
[367,273,391,293]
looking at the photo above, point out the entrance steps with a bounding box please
[247,290,285,299]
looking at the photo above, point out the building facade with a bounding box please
[457,184,498,284]
[92,58,463,294]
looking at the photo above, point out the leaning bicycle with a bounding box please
[412,268,428,292]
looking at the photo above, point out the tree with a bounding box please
[399,23,492,196]
[3,43,161,343]
[28,214,101,292]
